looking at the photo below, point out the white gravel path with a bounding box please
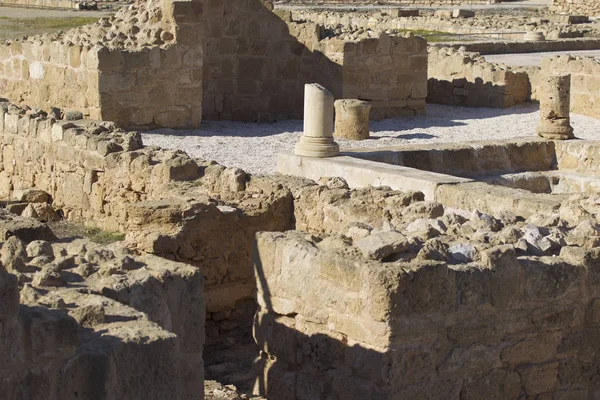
[141,103,600,175]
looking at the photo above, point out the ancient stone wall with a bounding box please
[0,0,203,129]
[432,38,600,55]
[0,102,294,337]
[286,8,573,40]
[254,230,600,399]
[428,46,530,108]
[281,0,498,4]
[201,0,427,122]
[551,0,600,16]
[253,178,600,399]
[541,55,600,119]
[0,223,205,400]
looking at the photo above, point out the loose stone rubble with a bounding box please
[0,210,205,399]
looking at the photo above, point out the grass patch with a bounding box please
[0,16,99,32]
[84,227,126,245]
[393,28,474,43]
[49,221,125,244]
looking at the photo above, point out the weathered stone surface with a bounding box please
[355,230,408,259]
[1,234,206,400]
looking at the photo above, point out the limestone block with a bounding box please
[334,99,371,140]
[51,122,76,142]
[4,113,18,134]
[29,61,45,80]
[452,9,475,18]
[68,45,81,68]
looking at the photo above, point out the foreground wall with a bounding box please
[428,46,529,108]
[0,103,293,338]
[254,228,600,399]
[0,223,206,400]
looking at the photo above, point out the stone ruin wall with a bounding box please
[255,230,600,399]
[436,38,600,56]
[0,102,294,341]
[0,0,428,127]
[252,177,600,399]
[281,0,498,4]
[201,0,427,122]
[551,0,600,16]
[428,46,529,108]
[0,0,203,129]
[287,8,524,39]
[0,233,206,399]
[6,96,600,397]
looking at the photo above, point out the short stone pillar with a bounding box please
[295,83,339,158]
[537,74,574,140]
[334,99,372,141]
[523,31,545,42]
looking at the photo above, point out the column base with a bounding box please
[536,124,574,140]
[295,136,339,158]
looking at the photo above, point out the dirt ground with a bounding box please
[0,5,114,40]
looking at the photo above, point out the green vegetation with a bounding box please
[49,221,125,244]
[0,16,99,40]
[84,227,126,245]
[0,16,98,30]
[393,28,473,43]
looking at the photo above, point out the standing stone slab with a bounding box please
[537,74,574,140]
[334,99,371,141]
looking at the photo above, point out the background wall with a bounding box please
[551,0,600,16]
[428,46,529,108]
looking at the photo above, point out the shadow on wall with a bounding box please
[251,248,389,399]
[427,77,529,109]
[201,0,343,123]
[251,231,600,399]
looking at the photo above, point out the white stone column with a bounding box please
[537,74,574,140]
[295,84,339,158]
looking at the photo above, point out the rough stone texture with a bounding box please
[288,8,590,42]
[0,228,205,400]
[0,101,294,336]
[550,0,600,17]
[536,74,574,140]
[281,0,498,4]
[0,0,428,127]
[428,46,530,108]
[253,222,600,399]
[434,38,600,56]
[0,0,203,129]
[334,99,371,140]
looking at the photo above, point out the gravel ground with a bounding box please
[141,103,600,175]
